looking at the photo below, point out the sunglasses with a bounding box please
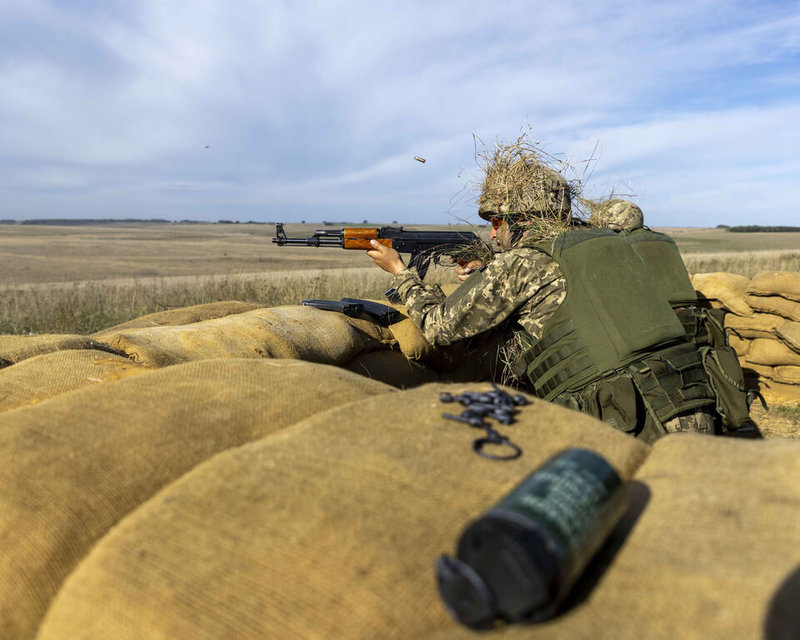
[490,217,504,230]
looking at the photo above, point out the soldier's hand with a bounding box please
[366,240,407,275]
[455,260,485,283]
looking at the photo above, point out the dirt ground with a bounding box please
[750,403,800,439]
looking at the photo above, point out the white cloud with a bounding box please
[0,0,798,224]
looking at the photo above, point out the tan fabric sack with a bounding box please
[741,361,774,379]
[344,349,440,388]
[748,338,800,367]
[91,301,266,340]
[0,334,114,368]
[724,312,783,339]
[0,350,146,414]
[97,305,393,368]
[37,383,649,640]
[691,272,753,317]
[727,334,750,357]
[0,358,392,640]
[748,271,800,302]
[773,366,800,385]
[776,321,800,355]
[746,294,800,322]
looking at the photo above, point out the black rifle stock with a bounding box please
[272,223,483,279]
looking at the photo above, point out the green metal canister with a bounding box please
[436,448,628,628]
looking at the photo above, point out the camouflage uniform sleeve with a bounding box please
[388,249,563,346]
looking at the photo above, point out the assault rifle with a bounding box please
[272,223,484,279]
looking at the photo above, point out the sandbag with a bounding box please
[741,361,774,379]
[745,294,800,322]
[91,301,266,340]
[0,350,146,414]
[776,321,800,355]
[97,305,393,368]
[774,366,800,385]
[0,358,392,640]
[426,436,800,640]
[0,334,116,368]
[691,272,753,317]
[36,383,649,640]
[748,271,800,302]
[728,334,750,357]
[344,349,440,388]
[724,312,784,340]
[747,338,800,367]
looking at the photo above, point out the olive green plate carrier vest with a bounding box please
[512,229,716,438]
[623,227,754,431]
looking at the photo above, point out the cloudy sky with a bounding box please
[1,0,799,226]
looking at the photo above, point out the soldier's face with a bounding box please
[490,217,512,251]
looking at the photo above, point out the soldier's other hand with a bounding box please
[455,260,485,283]
[367,240,406,275]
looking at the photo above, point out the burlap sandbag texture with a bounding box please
[425,436,800,640]
[725,312,784,340]
[748,271,800,302]
[0,334,117,368]
[95,305,393,368]
[691,272,753,317]
[746,294,800,323]
[344,348,440,388]
[0,359,392,640]
[776,321,800,355]
[91,300,266,340]
[747,338,800,367]
[0,349,146,413]
[37,383,649,640]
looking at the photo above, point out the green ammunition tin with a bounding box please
[436,448,628,628]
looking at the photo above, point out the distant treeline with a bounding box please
[721,225,800,233]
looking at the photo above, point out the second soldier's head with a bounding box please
[588,199,644,232]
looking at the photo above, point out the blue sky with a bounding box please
[1,0,799,227]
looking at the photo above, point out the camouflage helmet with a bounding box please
[478,162,571,222]
[589,199,644,231]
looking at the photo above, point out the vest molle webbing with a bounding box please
[512,228,715,427]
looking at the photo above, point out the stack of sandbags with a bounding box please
[691,272,800,406]
[739,271,800,405]
[0,358,393,640]
[33,383,800,640]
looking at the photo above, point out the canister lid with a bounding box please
[435,555,497,629]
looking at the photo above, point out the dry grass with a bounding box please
[0,267,464,335]
[473,133,580,243]
[1,222,798,335]
[682,250,800,278]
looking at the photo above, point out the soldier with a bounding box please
[588,199,760,437]
[367,154,718,442]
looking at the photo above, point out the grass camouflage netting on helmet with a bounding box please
[475,135,583,244]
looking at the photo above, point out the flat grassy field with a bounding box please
[1,222,799,335]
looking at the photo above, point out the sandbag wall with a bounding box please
[2,300,800,638]
[691,271,800,406]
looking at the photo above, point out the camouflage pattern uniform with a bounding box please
[390,248,565,349]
